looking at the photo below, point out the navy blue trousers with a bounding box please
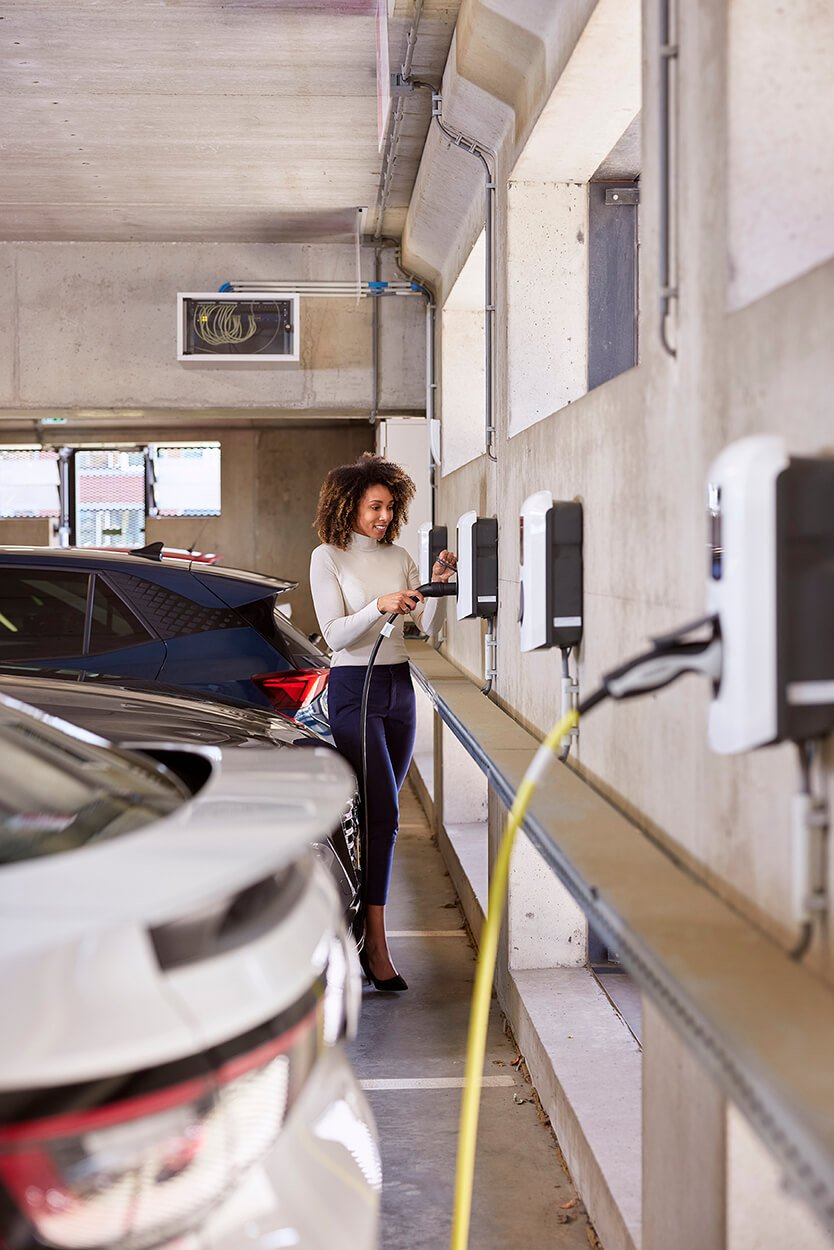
[327,662,416,906]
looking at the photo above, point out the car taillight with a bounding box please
[0,1009,319,1250]
[253,668,329,714]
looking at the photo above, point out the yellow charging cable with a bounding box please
[450,706,580,1250]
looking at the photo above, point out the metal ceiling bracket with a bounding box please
[605,186,640,206]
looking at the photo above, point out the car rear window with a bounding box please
[89,577,152,654]
[0,570,89,660]
[107,571,242,637]
[237,597,328,668]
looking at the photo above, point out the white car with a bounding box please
[0,692,380,1250]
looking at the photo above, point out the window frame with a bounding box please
[587,178,640,391]
[0,446,61,521]
[146,442,222,520]
[87,572,157,656]
[0,566,163,663]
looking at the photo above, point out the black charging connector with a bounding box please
[602,615,722,702]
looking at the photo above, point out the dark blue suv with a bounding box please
[0,547,330,734]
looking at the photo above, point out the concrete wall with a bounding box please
[727,0,834,311]
[0,517,52,546]
[403,0,834,1244]
[506,180,588,435]
[0,242,425,416]
[411,0,834,982]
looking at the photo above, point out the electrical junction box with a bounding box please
[177,293,300,362]
[456,512,498,620]
[418,522,448,585]
[706,434,834,753]
[519,491,583,652]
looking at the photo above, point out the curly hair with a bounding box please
[314,452,416,549]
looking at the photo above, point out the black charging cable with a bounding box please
[357,581,458,915]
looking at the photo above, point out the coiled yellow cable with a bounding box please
[450,706,580,1250]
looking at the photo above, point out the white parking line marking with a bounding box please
[360,1076,516,1091]
[387,930,467,937]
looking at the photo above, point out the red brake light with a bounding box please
[0,1012,318,1250]
[254,668,329,714]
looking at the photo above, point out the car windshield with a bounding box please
[0,695,189,863]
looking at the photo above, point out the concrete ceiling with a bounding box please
[0,0,458,243]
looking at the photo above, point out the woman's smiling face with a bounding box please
[354,483,395,540]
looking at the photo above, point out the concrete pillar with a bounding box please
[442,721,488,827]
[507,830,587,970]
[642,998,726,1250]
[726,1106,834,1250]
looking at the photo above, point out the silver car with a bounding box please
[0,690,380,1250]
[0,672,361,935]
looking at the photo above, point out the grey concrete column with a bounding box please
[642,998,726,1250]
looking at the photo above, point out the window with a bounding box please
[504,0,641,434]
[0,448,60,519]
[0,571,89,660]
[74,449,146,548]
[587,178,639,390]
[88,578,152,655]
[149,443,221,517]
[440,234,487,474]
[0,444,223,545]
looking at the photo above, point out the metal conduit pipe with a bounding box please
[370,246,382,425]
[659,0,679,357]
[431,93,497,463]
[221,281,419,297]
[378,239,437,436]
[480,620,497,695]
[383,250,439,501]
[220,276,438,452]
[373,0,427,240]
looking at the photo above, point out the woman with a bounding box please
[310,453,456,991]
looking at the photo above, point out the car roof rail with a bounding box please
[131,541,165,561]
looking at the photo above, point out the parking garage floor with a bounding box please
[347,782,597,1250]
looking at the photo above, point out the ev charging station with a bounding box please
[706,434,834,754]
[456,512,498,621]
[519,491,583,652]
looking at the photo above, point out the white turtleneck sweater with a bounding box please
[309,532,444,667]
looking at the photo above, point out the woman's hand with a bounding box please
[377,589,425,615]
[431,549,458,582]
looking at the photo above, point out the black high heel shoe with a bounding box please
[359,947,408,992]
